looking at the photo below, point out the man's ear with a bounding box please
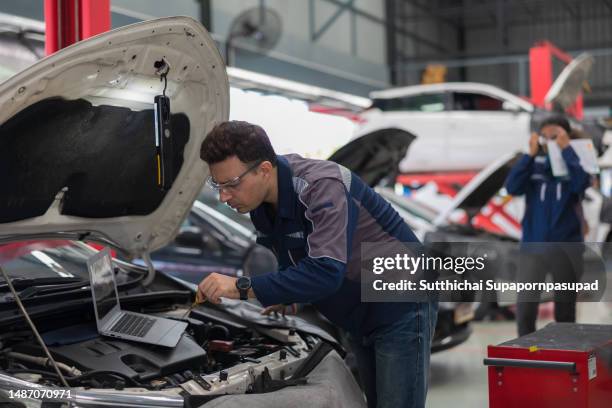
[259,161,273,177]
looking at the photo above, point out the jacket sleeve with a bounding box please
[505,154,534,196]
[250,179,355,306]
[561,145,591,194]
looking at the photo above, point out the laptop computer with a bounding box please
[88,248,187,347]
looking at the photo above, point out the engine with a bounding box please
[0,309,310,392]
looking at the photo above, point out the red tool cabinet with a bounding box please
[485,323,612,408]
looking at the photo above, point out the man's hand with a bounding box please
[528,132,539,156]
[556,131,570,149]
[197,273,239,304]
[261,303,298,317]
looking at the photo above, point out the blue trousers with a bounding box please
[349,300,438,408]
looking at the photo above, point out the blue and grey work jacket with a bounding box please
[250,154,421,336]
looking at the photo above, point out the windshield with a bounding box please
[0,240,141,284]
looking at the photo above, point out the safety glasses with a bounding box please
[205,161,262,192]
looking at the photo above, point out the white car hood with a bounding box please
[545,53,594,110]
[0,17,229,257]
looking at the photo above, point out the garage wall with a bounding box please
[210,0,389,95]
[391,0,612,108]
[111,0,391,94]
[211,0,385,65]
[387,1,463,85]
[0,0,391,96]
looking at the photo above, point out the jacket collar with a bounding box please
[276,155,296,219]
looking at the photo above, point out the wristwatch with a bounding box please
[235,276,252,300]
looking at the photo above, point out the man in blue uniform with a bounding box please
[197,121,437,408]
[505,115,590,336]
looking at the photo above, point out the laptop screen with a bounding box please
[88,249,118,321]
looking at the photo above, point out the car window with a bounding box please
[372,93,446,112]
[452,92,504,111]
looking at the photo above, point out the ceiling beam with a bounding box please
[312,0,355,41]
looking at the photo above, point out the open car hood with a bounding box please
[545,53,594,110]
[327,128,414,187]
[433,152,521,227]
[0,17,229,257]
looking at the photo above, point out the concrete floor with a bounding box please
[427,302,612,407]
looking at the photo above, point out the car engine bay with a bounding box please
[0,301,328,400]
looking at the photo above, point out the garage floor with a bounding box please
[427,302,612,407]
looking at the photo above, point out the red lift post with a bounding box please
[44,0,111,255]
[44,0,110,55]
[529,40,584,119]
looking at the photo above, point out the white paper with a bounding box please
[547,139,600,177]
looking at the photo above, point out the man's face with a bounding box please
[208,155,269,213]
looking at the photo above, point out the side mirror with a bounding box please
[502,101,522,113]
[175,226,203,248]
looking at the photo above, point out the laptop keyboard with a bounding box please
[110,313,155,338]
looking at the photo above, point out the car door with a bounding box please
[446,91,531,170]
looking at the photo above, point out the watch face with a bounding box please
[236,277,251,290]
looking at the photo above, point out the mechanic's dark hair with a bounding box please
[200,121,277,166]
[539,115,571,135]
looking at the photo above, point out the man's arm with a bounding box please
[250,257,346,306]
